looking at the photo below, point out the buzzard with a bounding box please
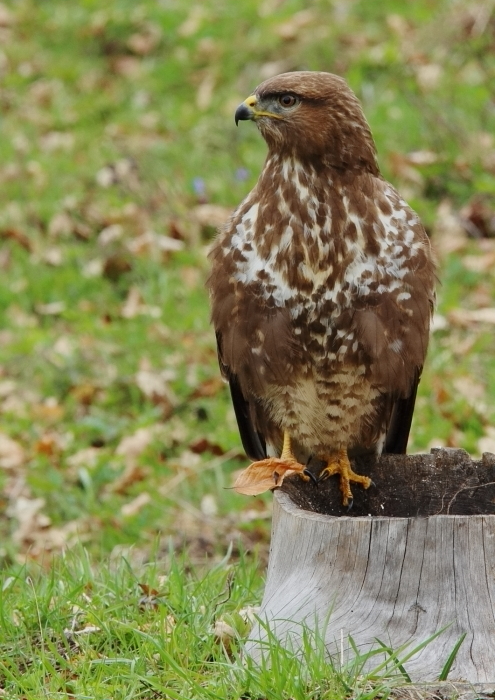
[207,71,436,506]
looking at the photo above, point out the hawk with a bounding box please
[207,71,436,506]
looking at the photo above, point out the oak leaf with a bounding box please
[233,458,306,496]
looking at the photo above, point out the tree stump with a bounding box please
[246,448,495,685]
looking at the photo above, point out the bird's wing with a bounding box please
[384,367,421,454]
[344,182,435,453]
[215,332,267,461]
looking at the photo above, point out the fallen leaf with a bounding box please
[479,427,495,455]
[190,437,225,456]
[233,458,306,496]
[32,399,64,422]
[460,197,495,238]
[35,301,66,315]
[0,433,25,469]
[448,307,495,326]
[127,23,161,56]
[0,2,13,26]
[192,204,231,230]
[116,426,162,459]
[66,447,101,470]
[41,246,63,266]
[190,376,224,399]
[200,494,218,517]
[107,462,148,494]
[432,200,469,256]
[121,492,151,517]
[1,227,32,251]
[102,253,132,281]
[98,223,124,246]
[275,9,315,40]
[196,70,216,110]
[213,619,236,650]
[135,363,177,415]
[35,433,62,456]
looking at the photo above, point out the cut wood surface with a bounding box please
[246,448,495,686]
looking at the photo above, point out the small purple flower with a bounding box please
[192,177,206,196]
[235,168,249,182]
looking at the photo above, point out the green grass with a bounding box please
[0,0,494,695]
[0,549,466,699]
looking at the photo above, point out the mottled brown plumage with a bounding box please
[207,71,436,505]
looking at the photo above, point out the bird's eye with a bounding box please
[278,94,297,108]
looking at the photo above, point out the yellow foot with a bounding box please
[319,449,371,506]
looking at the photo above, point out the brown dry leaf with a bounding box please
[70,382,99,406]
[102,253,132,281]
[48,211,75,238]
[180,266,201,289]
[448,307,495,326]
[213,619,236,650]
[192,204,232,230]
[1,227,32,251]
[41,246,63,266]
[9,496,50,546]
[388,152,424,187]
[127,23,161,56]
[233,459,306,496]
[190,376,224,399]
[0,433,25,470]
[275,9,315,40]
[415,63,443,90]
[66,447,101,470]
[196,70,216,110]
[35,301,66,316]
[121,286,143,319]
[178,6,206,37]
[460,197,495,238]
[32,399,64,422]
[433,200,469,257]
[189,437,225,456]
[0,2,13,26]
[98,223,124,246]
[110,56,142,78]
[35,433,62,457]
[121,492,151,517]
[127,231,184,257]
[462,250,495,273]
[479,427,495,455]
[107,462,148,495]
[135,362,177,415]
[116,425,163,460]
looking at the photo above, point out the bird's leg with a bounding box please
[280,430,295,461]
[318,449,371,506]
[245,431,309,483]
[279,431,311,482]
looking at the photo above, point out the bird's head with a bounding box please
[235,71,379,174]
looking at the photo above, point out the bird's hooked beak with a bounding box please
[234,94,283,125]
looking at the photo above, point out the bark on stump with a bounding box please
[245,448,495,685]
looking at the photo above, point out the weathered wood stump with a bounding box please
[246,448,495,685]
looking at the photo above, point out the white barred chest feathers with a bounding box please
[221,158,426,326]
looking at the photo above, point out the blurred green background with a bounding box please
[0,0,494,567]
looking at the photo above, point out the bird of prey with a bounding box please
[207,71,436,506]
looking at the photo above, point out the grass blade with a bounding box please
[438,632,467,681]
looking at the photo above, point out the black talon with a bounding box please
[303,468,318,485]
[346,499,354,512]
